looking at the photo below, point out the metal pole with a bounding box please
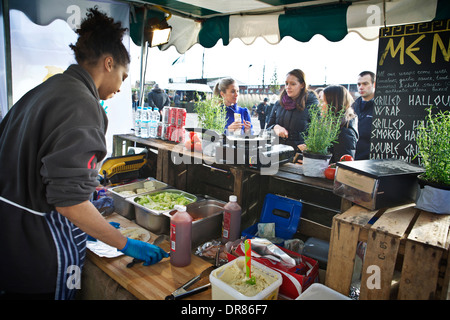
[2,0,13,111]
[139,7,148,107]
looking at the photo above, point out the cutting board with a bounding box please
[87,213,213,300]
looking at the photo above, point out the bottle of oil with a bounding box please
[170,205,192,267]
[221,195,242,243]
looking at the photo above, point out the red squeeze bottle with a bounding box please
[221,195,242,243]
[170,205,192,267]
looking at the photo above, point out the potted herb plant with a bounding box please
[414,106,450,214]
[194,95,227,134]
[187,95,227,155]
[301,103,344,177]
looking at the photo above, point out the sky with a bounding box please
[129,32,380,88]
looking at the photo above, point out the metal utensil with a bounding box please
[126,234,168,268]
[165,265,214,300]
[165,245,221,300]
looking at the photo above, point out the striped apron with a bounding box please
[0,196,87,300]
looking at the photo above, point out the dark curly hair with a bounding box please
[69,7,130,67]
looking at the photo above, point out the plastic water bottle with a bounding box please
[170,205,192,267]
[147,107,154,138]
[221,195,242,243]
[134,106,142,137]
[148,108,154,138]
[153,107,160,123]
[151,107,160,138]
[140,107,149,138]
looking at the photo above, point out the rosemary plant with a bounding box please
[415,106,450,185]
[302,103,345,155]
[194,95,227,134]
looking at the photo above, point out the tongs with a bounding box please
[165,246,220,300]
[165,265,215,300]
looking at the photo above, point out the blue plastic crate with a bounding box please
[241,193,302,240]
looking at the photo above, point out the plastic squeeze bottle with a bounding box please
[221,195,242,243]
[170,205,192,267]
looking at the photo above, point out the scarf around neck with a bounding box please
[282,94,297,111]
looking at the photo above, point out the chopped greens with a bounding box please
[135,192,194,211]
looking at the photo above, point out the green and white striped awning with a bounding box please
[7,0,450,53]
[127,0,450,53]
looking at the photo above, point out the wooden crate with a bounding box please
[325,204,450,300]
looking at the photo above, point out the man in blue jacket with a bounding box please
[352,71,376,160]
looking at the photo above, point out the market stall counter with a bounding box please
[112,134,348,242]
[80,213,213,300]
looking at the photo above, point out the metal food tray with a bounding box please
[130,189,197,215]
[189,199,225,247]
[129,189,197,234]
[109,178,168,219]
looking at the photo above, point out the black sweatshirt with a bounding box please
[0,64,108,293]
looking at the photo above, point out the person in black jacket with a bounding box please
[352,71,375,160]
[321,85,359,163]
[256,98,269,129]
[267,69,318,153]
[147,84,171,110]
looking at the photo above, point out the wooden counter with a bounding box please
[84,213,213,300]
[112,134,348,242]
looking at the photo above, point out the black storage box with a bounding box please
[333,159,425,210]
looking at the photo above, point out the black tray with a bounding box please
[336,159,424,179]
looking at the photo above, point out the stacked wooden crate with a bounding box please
[326,204,450,300]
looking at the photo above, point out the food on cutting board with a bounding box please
[119,226,151,242]
[135,192,194,211]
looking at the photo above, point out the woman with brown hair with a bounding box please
[321,85,359,163]
[267,69,319,152]
[213,77,252,134]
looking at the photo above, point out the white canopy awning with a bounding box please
[164,83,212,93]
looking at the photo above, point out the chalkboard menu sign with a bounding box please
[371,19,450,164]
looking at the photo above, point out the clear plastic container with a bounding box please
[296,283,350,300]
[210,257,282,300]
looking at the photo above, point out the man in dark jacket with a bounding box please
[257,98,269,130]
[147,84,170,110]
[352,71,375,160]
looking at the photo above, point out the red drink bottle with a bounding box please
[221,195,242,243]
[170,205,192,267]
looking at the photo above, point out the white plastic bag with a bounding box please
[302,156,330,178]
[416,185,450,214]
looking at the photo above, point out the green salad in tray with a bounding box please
[135,191,194,211]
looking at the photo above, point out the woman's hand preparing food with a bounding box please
[297,144,307,152]
[120,238,169,266]
[273,124,289,139]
